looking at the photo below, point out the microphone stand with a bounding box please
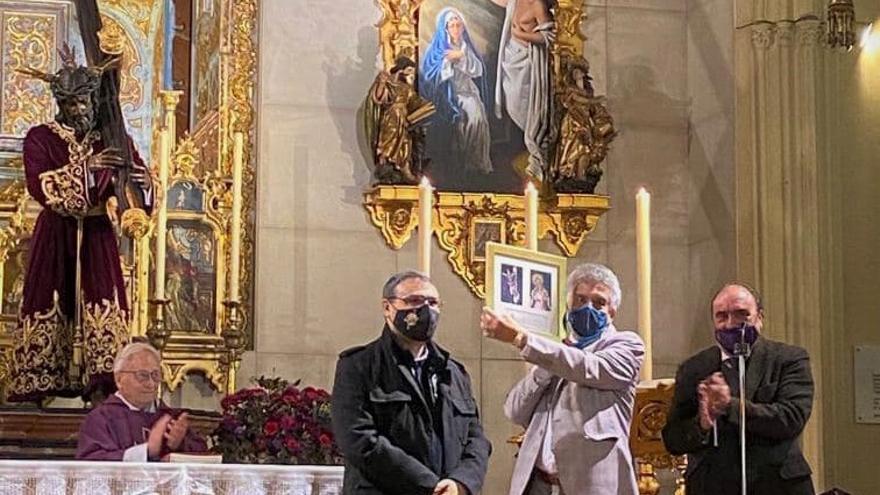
[733,323,751,495]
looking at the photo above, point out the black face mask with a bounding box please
[391,304,440,342]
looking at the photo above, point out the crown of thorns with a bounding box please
[16,44,117,99]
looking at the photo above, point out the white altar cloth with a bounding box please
[0,460,344,495]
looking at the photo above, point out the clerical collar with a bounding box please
[115,391,157,413]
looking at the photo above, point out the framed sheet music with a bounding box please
[485,242,566,340]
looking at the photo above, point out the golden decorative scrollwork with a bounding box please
[172,134,200,180]
[163,358,228,392]
[0,179,36,361]
[228,0,258,345]
[631,381,688,495]
[364,186,420,250]
[100,0,155,37]
[541,194,609,257]
[121,207,150,239]
[375,0,423,70]
[365,186,609,297]
[1,12,57,136]
[98,14,126,55]
[435,193,526,297]
[39,123,99,217]
[551,0,587,64]
[82,297,129,379]
[99,14,143,112]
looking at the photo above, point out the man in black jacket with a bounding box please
[331,270,491,495]
[662,283,814,495]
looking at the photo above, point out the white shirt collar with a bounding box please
[413,344,430,363]
[115,391,157,413]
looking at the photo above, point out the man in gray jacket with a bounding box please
[481,263,644,495]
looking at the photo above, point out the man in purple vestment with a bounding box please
[76,342,207,461]
[8,48,153,403]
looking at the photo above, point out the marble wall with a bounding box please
[247,0,735,492]
[823,3,880,492]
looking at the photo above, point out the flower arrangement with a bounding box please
[212,376,343,465]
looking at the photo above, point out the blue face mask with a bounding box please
[565,304,608,349]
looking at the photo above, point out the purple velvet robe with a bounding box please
[76,395,208,461]
[8,122,151,403]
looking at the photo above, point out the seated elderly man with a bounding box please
[76,342,207,461]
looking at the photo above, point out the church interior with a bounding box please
[0,0,877,493]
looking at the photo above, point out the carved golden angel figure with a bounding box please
[552,55,617,194]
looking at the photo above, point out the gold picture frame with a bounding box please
[485,242,566,340]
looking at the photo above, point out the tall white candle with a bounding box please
[418,177,433,275]
[154,128,170,300]
[229,132,244,301]
[525,182,538,251]
[636,187,653,381]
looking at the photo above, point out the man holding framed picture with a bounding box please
[481,262,645,495]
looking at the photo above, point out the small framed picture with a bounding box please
[485,242,567,340]
[470,219,505,261]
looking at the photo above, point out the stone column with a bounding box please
[734,14,827,486]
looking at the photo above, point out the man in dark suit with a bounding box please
[331,270,491,495]
[662,283,814,495]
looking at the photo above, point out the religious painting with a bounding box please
[418,0,553,193]
[164,219,216,333]
[191,0,221,127]
[470,218,504,260]
[499,263,522,305]
[528,269,551,311]
[167,180,204,212]
[0,239,29,317]
[485,242,565,339]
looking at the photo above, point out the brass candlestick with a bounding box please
[221,299,247,393]
[147,298,171,352]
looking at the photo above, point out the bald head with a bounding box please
[711,284,764,332]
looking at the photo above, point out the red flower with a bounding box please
[285,437,300,452]
[319,433,333,446]
[304,387,320,401]
[280,415,297,430]
[264,420,280,436]
[282,388,301,405]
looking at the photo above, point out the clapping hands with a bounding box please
[146,412,190,459]
[165,412,190,451]
[697,372,731,430]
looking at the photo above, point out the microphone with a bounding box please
[733,320,749,495]
[733,321,751,357]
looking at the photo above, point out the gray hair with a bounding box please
[382,270,432,299]
[113,342,161,373]
[567,263,622,310]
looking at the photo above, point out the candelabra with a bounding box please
[146,298,171,352]
[221,299,248,393]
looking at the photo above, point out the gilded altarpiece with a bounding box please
[363,0,613,298]
[0,0,257,397]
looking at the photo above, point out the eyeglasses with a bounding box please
[119,370,162,384]
[388,295,442,308]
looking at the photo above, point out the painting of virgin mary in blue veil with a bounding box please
[421,7,493,175]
